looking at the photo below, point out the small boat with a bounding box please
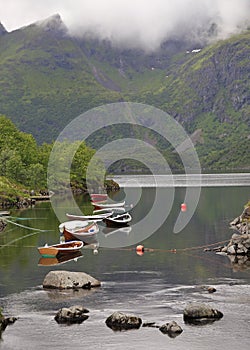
[93,207,125,214]
[103,212,132,228]
[91,200,125,210]
[90,193,108,202]
[59,220,99,242]
[38,251,83,266]
[0,211,10,217]
[37,241,83,257]
[66,211,113,221]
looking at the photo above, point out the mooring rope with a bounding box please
[7,216,47,221]
[179,239,230,251]
[0,231,40,249]
[4,218,51,232]
[98,238,231,253]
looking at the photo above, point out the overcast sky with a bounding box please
[1,0,250,50]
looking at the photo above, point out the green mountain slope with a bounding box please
[0,16,124,142]
[0,15,249,170]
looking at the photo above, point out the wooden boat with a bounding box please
[66,211,113,221]
[93,207,125,214]
[103,212,132,228]
[59,220,99,242]
[0,211,10,217]
[38,250,83,266]
[90,193,108,202]
[37,240,83,257]
[91,200,125,210]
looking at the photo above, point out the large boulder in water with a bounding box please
[43,270,101,289]
[183,303,223,325]
[105,312,142,331]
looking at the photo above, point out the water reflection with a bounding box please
[38,251,83,266]
[44,286,99,301]
[226,254,250,272]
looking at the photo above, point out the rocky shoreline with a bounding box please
[205,203,250,257]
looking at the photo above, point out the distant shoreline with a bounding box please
[109,173,250,187]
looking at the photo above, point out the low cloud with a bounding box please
[2,0,250,50]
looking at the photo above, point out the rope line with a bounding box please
[8,216,47,221]
[4,218,51,232]
[102,239,231,253]
[0,231,40,249]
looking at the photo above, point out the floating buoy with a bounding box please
[181,203,187,212]
[136,245,144,256]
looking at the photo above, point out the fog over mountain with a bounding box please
[1,0,250,50]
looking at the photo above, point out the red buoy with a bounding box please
[136,245,144,256]
[181,203,187,212]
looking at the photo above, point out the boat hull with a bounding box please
[38,241,83,257]
[38,251,82,266]
[66,212,113,221]
[91,201,125,210]
[90,194,108,202]
[62,222,99,243]
[103,213,132,228]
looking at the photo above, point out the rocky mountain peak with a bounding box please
[36,14,67,34]
[0,22,8,36]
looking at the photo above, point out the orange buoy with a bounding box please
[181,203,187,212]
[136,245,144,256]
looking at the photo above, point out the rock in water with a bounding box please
[105,312,142,331]
[183,303,223,325]
[55,305,89,324]
[159,321,183,337]
[43,270,101,289]
[0,316,17,335]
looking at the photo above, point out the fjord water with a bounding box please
[0,175,250,350]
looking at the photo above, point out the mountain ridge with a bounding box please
[0,15,249,169]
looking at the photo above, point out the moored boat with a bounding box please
[103,212,132,228]
[38,250,83,266]
[90,193,108,202]
[0,211,10,217]
[91,200,125,210]
[59,220,99,242]
[66,211,113,221]
[93,207,125,214]
[37,241,83,257]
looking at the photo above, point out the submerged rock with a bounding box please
[159,321,183,337]
[142,322,159,328]
[105,312,142,331]
[43,270,101,289]
[55,305,89,324]
[183,303,223,325]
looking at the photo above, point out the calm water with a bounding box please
[0,175,250,349]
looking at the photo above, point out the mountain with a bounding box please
[0,22,7,36]
[0,14,249,170]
